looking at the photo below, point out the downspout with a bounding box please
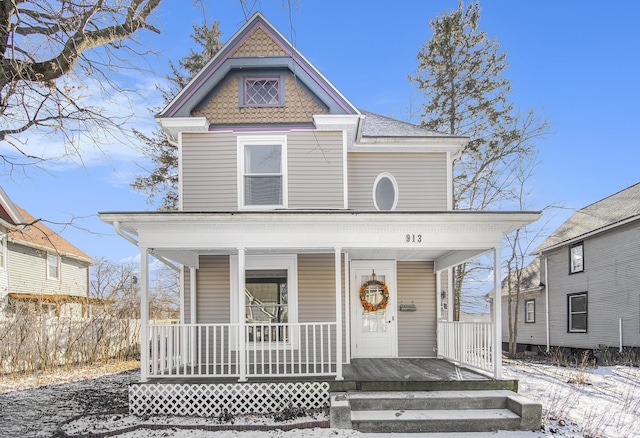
[544,255,550,353]
[113,221,180,272]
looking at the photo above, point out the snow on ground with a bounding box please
[0,359,638,437]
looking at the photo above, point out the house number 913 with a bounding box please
[406,234,422,243]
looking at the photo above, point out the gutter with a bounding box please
[113,221,180,272]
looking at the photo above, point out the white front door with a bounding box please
[351,260,397,358]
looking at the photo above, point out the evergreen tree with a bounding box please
[132,22,223,210]
[410,1,550,320]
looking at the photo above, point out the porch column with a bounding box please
[237,248,247,382]
[343,251,351,365]
[492,246,503,379]
[435,269,442,359]
[140,246,149,382]
[189,267,197,365]
[334,248,343,380]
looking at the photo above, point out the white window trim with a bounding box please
[46,253,60,280]
[525,299,535,323]
[230,254,298,348]
[237,135,288,210]
[372,172,399,211]
[569,242,584,274]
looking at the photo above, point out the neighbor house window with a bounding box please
[373,173,398,211]
[525,299,535,323]
[238,136,287,208]
[47,253,60,280]
[569,242,584,274]
[242,76,283,107]
[568,292,587,332]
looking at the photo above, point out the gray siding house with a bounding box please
[100,13,542,429]
[0,187,94,318]
[502,182,640,352]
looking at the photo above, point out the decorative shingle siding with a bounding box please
[348,152,448,210]
[193,74,328,124]
[182,132,237,211]
[397,261,437,357]
[231,27,287,57]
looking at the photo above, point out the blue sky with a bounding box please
[2,0,639,264]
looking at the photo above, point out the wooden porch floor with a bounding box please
[144,358,518,392]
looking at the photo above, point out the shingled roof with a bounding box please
[536,182,640,253]
[8,206,93,264]
[360,110,464,139]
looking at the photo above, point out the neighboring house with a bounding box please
[0,187,95,318]
[502,182,640,353]
[99,13,541,427]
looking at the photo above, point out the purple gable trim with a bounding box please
[167,19,354,117]
[208,125,315,132]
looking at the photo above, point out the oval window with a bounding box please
[373,173,398,211]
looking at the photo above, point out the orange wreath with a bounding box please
[359,279,389,312]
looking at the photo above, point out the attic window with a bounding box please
[373,173,398,211]
[242,76,283,107]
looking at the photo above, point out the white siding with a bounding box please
[397,261,437,357]
[348,152,448,210]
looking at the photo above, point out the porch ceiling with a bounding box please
[99,210,540,270]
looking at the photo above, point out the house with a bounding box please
[0,187,95,318]
[502,182,640,354]
[99,13,541,432]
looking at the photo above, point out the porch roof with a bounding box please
[100,210,540,271]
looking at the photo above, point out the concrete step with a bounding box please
[348,389,514,411]
[351,408,521,433]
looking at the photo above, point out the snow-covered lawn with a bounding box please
[0,359,638,437]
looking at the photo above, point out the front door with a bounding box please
[351,260,397,358]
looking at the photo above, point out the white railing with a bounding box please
[148,322,337,379]
[437,321,494,375]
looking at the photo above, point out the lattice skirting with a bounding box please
[129,382,330,417]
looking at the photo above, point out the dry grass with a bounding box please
[0,360,140,393]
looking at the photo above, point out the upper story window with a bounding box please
[569,242,584,274]
[373,173,398,211]
[238,136,287,209]
[47,253,60,280]
[241,76,284,107]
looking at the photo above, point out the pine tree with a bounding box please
[132,22,223,210]
[410,1,550,320]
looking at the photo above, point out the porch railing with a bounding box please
[148,322,337,379]
[437,321,494,375]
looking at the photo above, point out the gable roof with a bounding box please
[0,186,24,228]
[159,12,358,120]
[536,182,640,253]
[0,187,93,264]
[501,258,542,295]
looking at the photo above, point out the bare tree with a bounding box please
[91,257,140,318]
[0,0,162,168]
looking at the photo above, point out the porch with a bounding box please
[144,320,501,383]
